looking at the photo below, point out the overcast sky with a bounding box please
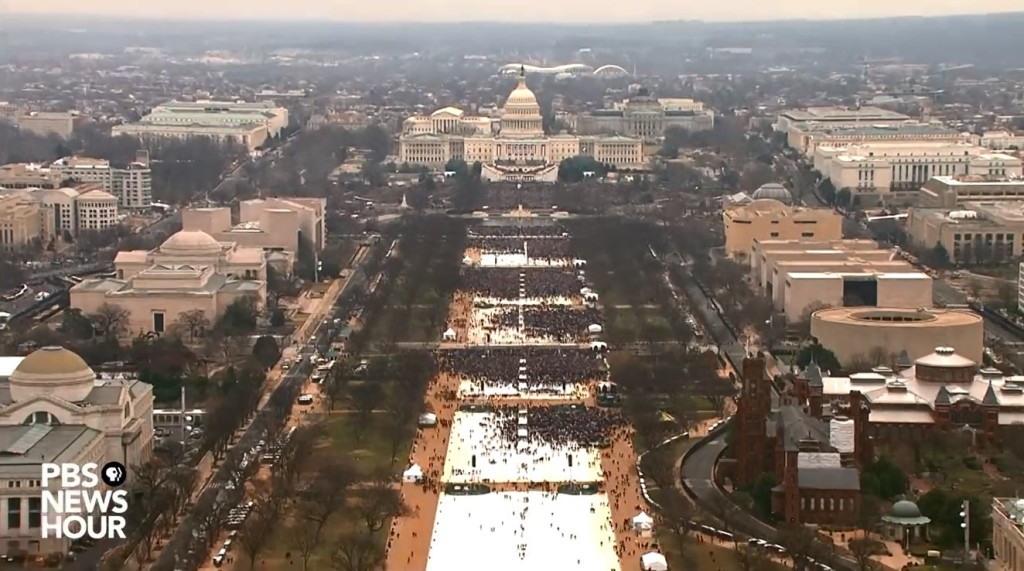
[5,0,1023,23]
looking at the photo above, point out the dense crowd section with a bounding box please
[437,348,604,389]
[462,268,582,299]
[495,405,626,447]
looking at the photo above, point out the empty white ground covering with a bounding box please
[426,491,620,571]
[457,378,589,400]
[443,411,602,483]
[478,253,571,268]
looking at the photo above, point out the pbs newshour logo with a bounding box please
[41,461,129,540]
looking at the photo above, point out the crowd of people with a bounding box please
[496,405,626,448]
[469,224,567,238]
[521,306,603,342]
[462,268,581,299]
[437,348,604,390]
[462,268,521,298]
[468,237,525,254]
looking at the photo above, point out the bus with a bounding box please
[153,409,207,427]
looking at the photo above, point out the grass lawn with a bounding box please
[377,307,441,343]
[254,412,413,570]
[258,490,391,571]
[604,306,680,343]
[321,412,413,479]
[656,530,788,571]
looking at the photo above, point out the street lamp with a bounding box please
[959,499,970,567]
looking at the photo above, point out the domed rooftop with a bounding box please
[505,67,539,108]
[915,347,976,369]
[160,230,223,256]
[883,499,931,526]
[890,500,922,519]
[9,346,96,403]
[752,183,793,204]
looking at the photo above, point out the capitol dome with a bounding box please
[752,183,792,205]
[160,230,223,256]
[9,346,97,403]
[505,67,539,108]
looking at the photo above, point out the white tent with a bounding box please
[640,552,668,571]
[584,292,599,302]
[632,512,655,531]
[402,464,424,483]
[442,328,457,341]
[418,413,438,427]
[587,324,603,334]
[590,341,608,352]
[573,259,587,268]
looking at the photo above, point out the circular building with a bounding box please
[9,345,97,403]
[882,500,930,549]
[809,307,984,366]
[752,183,792,205]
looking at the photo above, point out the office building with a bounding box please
[776,106,911,138]
[113,101,286,152]
[15,112,75,138]
[786,122,972,157]
[50,152,153,210]
[907,202,1024,264]
[0,192,43,251]
[980,131,1024,151]
[919,176,1024,208]
[0,346,154,558]
[723,199,843,259]
[994,498,1024,571]
[0,164,61,190]
[813,141,1022,199]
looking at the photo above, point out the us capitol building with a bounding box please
[398,67,645,182]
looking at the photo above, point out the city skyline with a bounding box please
[5,0,1024,24]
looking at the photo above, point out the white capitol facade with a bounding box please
[399,67,645,182]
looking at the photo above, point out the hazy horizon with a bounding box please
[4,1,1024,24]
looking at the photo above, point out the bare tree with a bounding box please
[357,479,409,535]
[849,538,884,571]
[176,309,211,343]
[289,520,321,571]
[91,303,131,340]
[329,532,385,571]
[301,454,358,542]
[239,505,276,570]
[734,541,773,571]
[776,524,821,571]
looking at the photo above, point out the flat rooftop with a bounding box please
[930,175,1024,187]
[813,307,982,327]
[800,123,959,136]
[787,271,930,280]
[783,106,910,121]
